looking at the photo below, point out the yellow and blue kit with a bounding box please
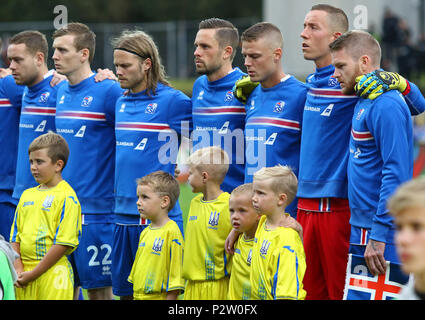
[250,215,306,300]
[128,220,184,300]
[10,180,82,300]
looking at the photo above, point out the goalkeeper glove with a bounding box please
[232,75,259,103]
[354,70,410,100]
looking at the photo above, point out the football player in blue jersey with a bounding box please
[7,31,65,219]
[0,72,23,241]
[240,22,307,218]
[111,29,192,299]
[52,22,124,300]
[190,18,246,193]
[330,30,412,300]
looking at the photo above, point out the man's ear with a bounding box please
[273,47,282,62]
[80,48,90,63]
[223,45,233,61]
[358,55,371,74]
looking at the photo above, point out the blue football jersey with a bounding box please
[13,73,63,200]
[114,83,192,227]
[0,75,24,203]
[244,75,307,217]
[191,68,246,193]
[348,90,413,243]
[55,74,123,214]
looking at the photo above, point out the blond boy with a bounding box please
[227,183,260,300]
[251,165,306,300]
[183,146,232,299]
[10,132,82,300]
[388,177,425,300]
[128,171,184,300]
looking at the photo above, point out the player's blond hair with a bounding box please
[253,165,298,205]
[137,171,180,212]
[388,177,425,216]
[28,131,70,170]
[111,29,170,96]
[231,183,253,197]
[187,146,229,184]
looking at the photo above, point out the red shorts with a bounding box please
[297,198,351,300]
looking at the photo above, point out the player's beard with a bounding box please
[195,60,221,76]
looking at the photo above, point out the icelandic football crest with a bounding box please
[208,211,220,227]
[343,254,409,300]
[273,101,285,113]
[152,237,164,253]
[42,195,55,211]
[328,76,339,87]
[81,96,93,107]
[38,92,50,103]
[224,91,234,102]
[145,103,158,114]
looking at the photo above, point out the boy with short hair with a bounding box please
[183,146,232,300]
[10,132,82,300]
[227,183,260,300]
[250,165,306,300]
[128,171,184,300]
[388,177,425,300]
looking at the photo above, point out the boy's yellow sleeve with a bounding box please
[167,228,185,292]
[53,195,82,254]
[273,230,307,300]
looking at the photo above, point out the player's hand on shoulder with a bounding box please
[232,75,259,103]
[354,70,409,100]
[95,68,118,82]
[279,215,303,240]
[0,68,11,79]
[50,70,67,87]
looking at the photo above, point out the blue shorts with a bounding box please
[69,214,114,289]
[0,202,16,241]
[111,214,147,297]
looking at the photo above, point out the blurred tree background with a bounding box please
[0,0,263,95]
[0,0,262,23]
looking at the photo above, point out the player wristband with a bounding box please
[402,80,411,96]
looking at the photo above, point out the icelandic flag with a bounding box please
[343,254,409,300]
